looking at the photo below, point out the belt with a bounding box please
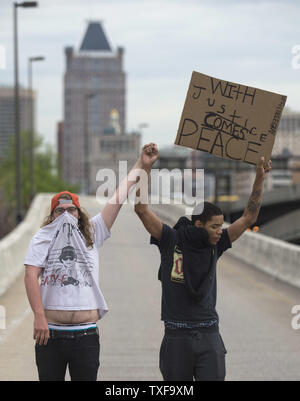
[49,327,99,339]
[165,325,219,335]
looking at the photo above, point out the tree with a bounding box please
[0,130,80,238]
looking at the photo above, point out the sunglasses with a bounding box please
[54,206,78,215]
[62,256,75,261]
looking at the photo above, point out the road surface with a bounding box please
[0,198,300,381]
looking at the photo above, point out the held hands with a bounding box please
[139,143,159,170]
[256,157,272,181]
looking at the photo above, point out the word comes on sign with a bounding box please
[175,71,287,165]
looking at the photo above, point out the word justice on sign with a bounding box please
[175,71,287,166]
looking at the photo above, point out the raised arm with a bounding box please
[101,143,162,231]
[101,151,144,231]
[134,143,163,241]
[227,157,272,243]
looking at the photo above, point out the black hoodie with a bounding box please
[174,216,216,302]
[150,219,231,323]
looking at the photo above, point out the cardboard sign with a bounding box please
[175,71,287,165]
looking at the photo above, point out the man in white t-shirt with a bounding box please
[24,144,154,381]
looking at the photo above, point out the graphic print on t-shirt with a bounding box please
[171,245,184,283]
[41,216,94,288]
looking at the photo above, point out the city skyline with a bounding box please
[62,20,131,193]
[0,0,299,150]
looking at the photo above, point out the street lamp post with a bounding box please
[28,56,45,202]
[13,1,38,224]
[84,93,97,195]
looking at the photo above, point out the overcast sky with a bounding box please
[1,0,299,149]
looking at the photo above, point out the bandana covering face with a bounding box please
[44,212,94,288]
[25,211,109,318]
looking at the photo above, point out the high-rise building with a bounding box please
[62,21,132,192]
[273,109,300,156]
[57,121,64,176]
[0,87,35,162]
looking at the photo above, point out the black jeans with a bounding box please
[35,330,100,381]
[159,328,227,381]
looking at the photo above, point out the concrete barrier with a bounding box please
[1,195,300,296]
[150,202,300,290]
[0,193,52,297]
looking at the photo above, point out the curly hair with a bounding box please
[41,193,95,249]
[191,202,223,225]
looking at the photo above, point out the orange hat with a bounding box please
[51,191,80,214]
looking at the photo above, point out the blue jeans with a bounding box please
[35,329,100,381]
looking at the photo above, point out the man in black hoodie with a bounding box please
[135,143,272,381]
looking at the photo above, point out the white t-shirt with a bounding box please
[24,211,111,319]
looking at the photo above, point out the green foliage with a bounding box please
[0,131,80,236]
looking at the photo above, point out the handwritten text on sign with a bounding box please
[175,72,287,165]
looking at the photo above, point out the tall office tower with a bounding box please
[63,21,126,191]
[0,87,35,162]
[273,109,300,156]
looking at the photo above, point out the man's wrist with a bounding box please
[137,161,152,175]
[253,176,264,189]
[134,202,148,213]
[34,310,46,319]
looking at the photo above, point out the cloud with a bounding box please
[0,0,299,150]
